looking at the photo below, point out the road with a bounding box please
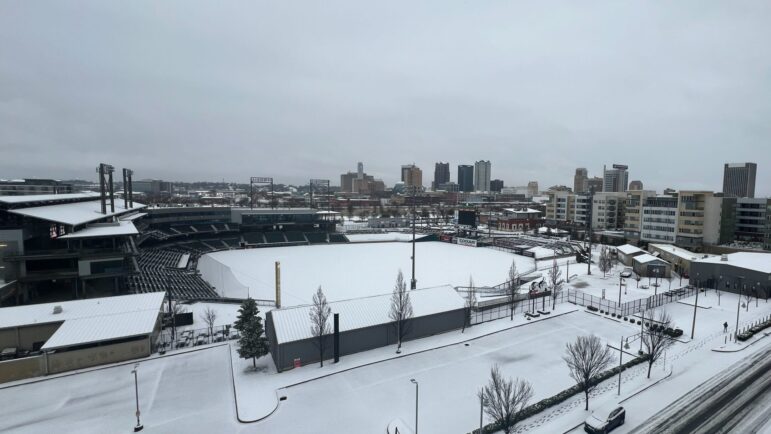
[631,341,771,433]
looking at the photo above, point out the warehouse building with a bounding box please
[0,292,164,383]
[633,254,671,278]
[265,285,466,372]
[690,252,771,296]
[617,244,646,266]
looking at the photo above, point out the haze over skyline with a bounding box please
[1,1,770,194]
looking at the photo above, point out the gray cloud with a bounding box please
[1,1,770,194]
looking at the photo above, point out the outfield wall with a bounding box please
[198,254,253,300]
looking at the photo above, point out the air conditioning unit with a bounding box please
[52,305,63,314]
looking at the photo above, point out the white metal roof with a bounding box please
[694,252,771,274]
[9,200,146,226]
[527,246,556,258]
[0,192,100,205]
[119,212,147,221]
[617,244,645,255]
[58,220,138,239]
[649,244,715,263]
[41,309,160,350]
[0,292,165,330]
[634,254,669,265]
[270,285,465,344]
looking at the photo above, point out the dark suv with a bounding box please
[584,405,625,433]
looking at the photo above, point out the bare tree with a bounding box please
[598,246,612,278]
[548,258,564,310]
[563,335,615,410]
[507,260,520,320]
[389,270,414,353]
[309,286,332,367]
[478,364,534,434]
[200,307,217,338]
[463,275,477,333]
[641,310,674,378]
[744,290,752,312]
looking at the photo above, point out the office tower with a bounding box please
[527,181,539,197]
[401,164,423,190]
[629,180,643,191]
[433,162,450,191]
[574,168,588,193]
[722,162,757,198]
[357,162,364,180]
[490,179,504,193]
[473,160,491,192]
[586,177,603,194]
[603,164,629,193]
[458,165,474,192]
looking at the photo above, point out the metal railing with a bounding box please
[155,323,239,353]
[469,291,568,325]
[566,286,698,317]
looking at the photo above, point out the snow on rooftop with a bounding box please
[694,252,771,274]
[41,309,161,350]
[270,285,465,344]
[634,254,668,264]
[617,244,645,255]
[649,243,714,262]
[119,212,147,221]
[9,200,146,226]
[0,192,100,205]
[58,220,138,239]
[0,292,165,329]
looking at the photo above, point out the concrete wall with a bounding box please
[271,308,466,372]
[0,355,46,383]
[47,338,150,375]
[0,322,62,351]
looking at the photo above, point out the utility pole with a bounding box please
[735,276,745,341]
[410,379,419,434]
[691,281,699,339]
[411,186,417,290]
[586,188,594,275]
[131,364,143,432]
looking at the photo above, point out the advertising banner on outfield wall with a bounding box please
[456,238,478,247]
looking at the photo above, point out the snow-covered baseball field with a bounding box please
[198,241,536,305]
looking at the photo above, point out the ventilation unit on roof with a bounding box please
[721,254,728,262]
[52,305,63,314]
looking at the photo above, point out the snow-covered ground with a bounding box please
[198,242,536,305]
[345,232,426,242]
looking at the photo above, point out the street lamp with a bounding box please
[410,379,419,434]
[691,273,700,340]
[131,363,143,432]
[479,394,487,434]
[735,276,745,342]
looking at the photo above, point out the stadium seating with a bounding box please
[328,233,349,243]
[264,232,287,244]
[284,231,307,243]
[243,232,265,244]
[304,232,328,244]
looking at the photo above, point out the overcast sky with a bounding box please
[1,1,770,194]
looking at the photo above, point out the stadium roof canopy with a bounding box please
[0,192,100,205]
[8,200,146,226]
[58,220,139,239]
[270,285,465,344]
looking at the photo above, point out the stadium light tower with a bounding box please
[310,179,330,210]
[250,177,274,209]
[410,185,418,290]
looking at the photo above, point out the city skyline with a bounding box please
[1,2,770,194]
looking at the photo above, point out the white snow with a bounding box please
[617,244,645,255]
[8,200,146,226]
[694,251,771,274]
[198,242,534,305]
[41,309,160,350]
[58,220,138,239]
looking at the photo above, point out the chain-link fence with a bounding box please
[567,286,699,317]
[470,291,570,325]
[155,323,239,353]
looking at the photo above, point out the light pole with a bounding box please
[618,275,623,306]
[131,363,143,432]
[410,378,419,434]
[691,274,699,340]
[735,276,745,342]
[479,394,486,434]
[410,187,417,290]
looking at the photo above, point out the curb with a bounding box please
[619,368,674,403]
[676,301,712,309]
[712,332,771,353]
[228,344,280,423]
[283,309,580,390]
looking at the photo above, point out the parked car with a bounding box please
[195,335,207,346]
[213,330,226,342]
[585,404,625,433]
[620,267,633,278]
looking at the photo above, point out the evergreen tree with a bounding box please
[235,298,269,368]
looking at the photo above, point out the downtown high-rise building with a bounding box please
[433,162,450,191]
[457,165,474,192]
[490,179,504,192]
[474,160,491,192]
[401,164,423,190]
[574,168,588,193]
[603,164,629,193]
[722,162,757,198]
